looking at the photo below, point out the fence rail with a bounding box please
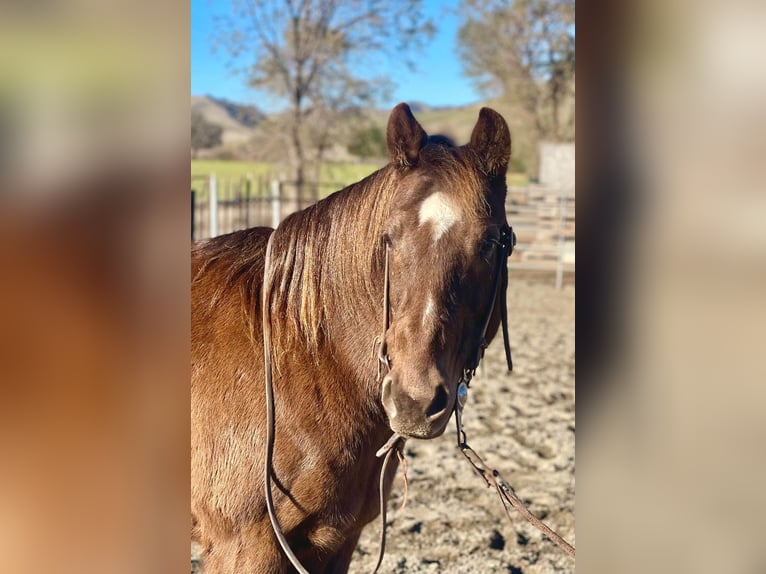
[191,174,350,241]
[192,175,574,287]
[505,185,575,288]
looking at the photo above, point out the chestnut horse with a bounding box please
[191,103,512,573]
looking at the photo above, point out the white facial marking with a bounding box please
[422,295,435,326]
[418,192,461,242]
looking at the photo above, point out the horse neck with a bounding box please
[315,169,396,379]
[268,167,396,411]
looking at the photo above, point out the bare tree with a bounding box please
[457,0,575,142]
[214,0,434,192]
[191,112,223,158]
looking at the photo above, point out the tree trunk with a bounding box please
[551,86,560,141]
[291,96,305,205]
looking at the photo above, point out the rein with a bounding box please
[376,223,576,559]
[262,220,572,572]
[450,224,576,559]
[453,381,576,558]
[262,234,310,574]
[262,233,403,574]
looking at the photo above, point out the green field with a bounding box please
[191,160,274,180]
[191,160,383,199]
[191,160,529,200]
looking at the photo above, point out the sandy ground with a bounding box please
[351,277,575,573]
[193,276,575,573]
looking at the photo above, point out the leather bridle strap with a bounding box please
[499,225,515,371]
[377,242,391,378]
[262,225,515,573]
[470,224,515,376]
[373,434,404,572]
[262,233,311,574]
[379,226,515,381]
[450,226,575,560]
[500,254,513,371]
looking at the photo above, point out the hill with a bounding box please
[191,94,496,151]
[190,95,541,173]
[191,95,264,146]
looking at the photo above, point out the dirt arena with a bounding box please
[351,276,575,573]
[193,275,575,573]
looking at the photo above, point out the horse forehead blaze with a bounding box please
[417,191,462,243]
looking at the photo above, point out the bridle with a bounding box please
[377,222,516,381]
[372,223,515,571]
[261,223,517,574]
[372,222,574,559]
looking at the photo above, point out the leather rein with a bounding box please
[261,224,518,573]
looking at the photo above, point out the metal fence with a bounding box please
[192,175,575,287]
[191,174,347,240]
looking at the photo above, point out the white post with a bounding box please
[271,180,281,229]
[555,187,566,289]
[209,173,218,238]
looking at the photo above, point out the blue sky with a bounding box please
[191,0,484,111]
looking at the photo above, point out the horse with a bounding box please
[191,103,513,573]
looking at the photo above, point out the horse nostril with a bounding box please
[425,385,449,419]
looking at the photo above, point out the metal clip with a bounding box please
[457,381,468,410]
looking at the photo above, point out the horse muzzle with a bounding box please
[380,372,454,439]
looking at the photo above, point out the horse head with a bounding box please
[378,103,512,439]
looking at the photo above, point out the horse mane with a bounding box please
[192,137,488,371]
[264,138,489,369]
[192,226,269,316]
[264,166,397,366]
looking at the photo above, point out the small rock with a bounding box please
[489,529,505,550]
[407,521,422,534]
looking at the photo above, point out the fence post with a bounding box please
[271,180,281,229]
[191,190,195,241]
[209,173,218,238]
[244,174,252,228]
[555,186,566,289]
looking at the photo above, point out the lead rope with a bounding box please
[454,379,576,558]
[373,433,405,572]
[263,233,401,574]
[453,227,575,559]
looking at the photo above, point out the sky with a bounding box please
[191,0,485,112]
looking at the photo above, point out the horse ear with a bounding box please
[387,103,428,167]
[469,108,511,178]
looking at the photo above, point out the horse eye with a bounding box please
[479,237,495,257]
